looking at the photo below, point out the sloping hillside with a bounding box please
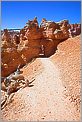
[1,36,81,121]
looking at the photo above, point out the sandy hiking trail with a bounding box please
[1,58,79,121]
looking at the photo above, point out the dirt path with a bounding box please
[29,58,78,121]
[1,58,79,121]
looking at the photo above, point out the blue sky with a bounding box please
[1,1,81,29]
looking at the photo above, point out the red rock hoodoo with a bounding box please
[1,17,81,77]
